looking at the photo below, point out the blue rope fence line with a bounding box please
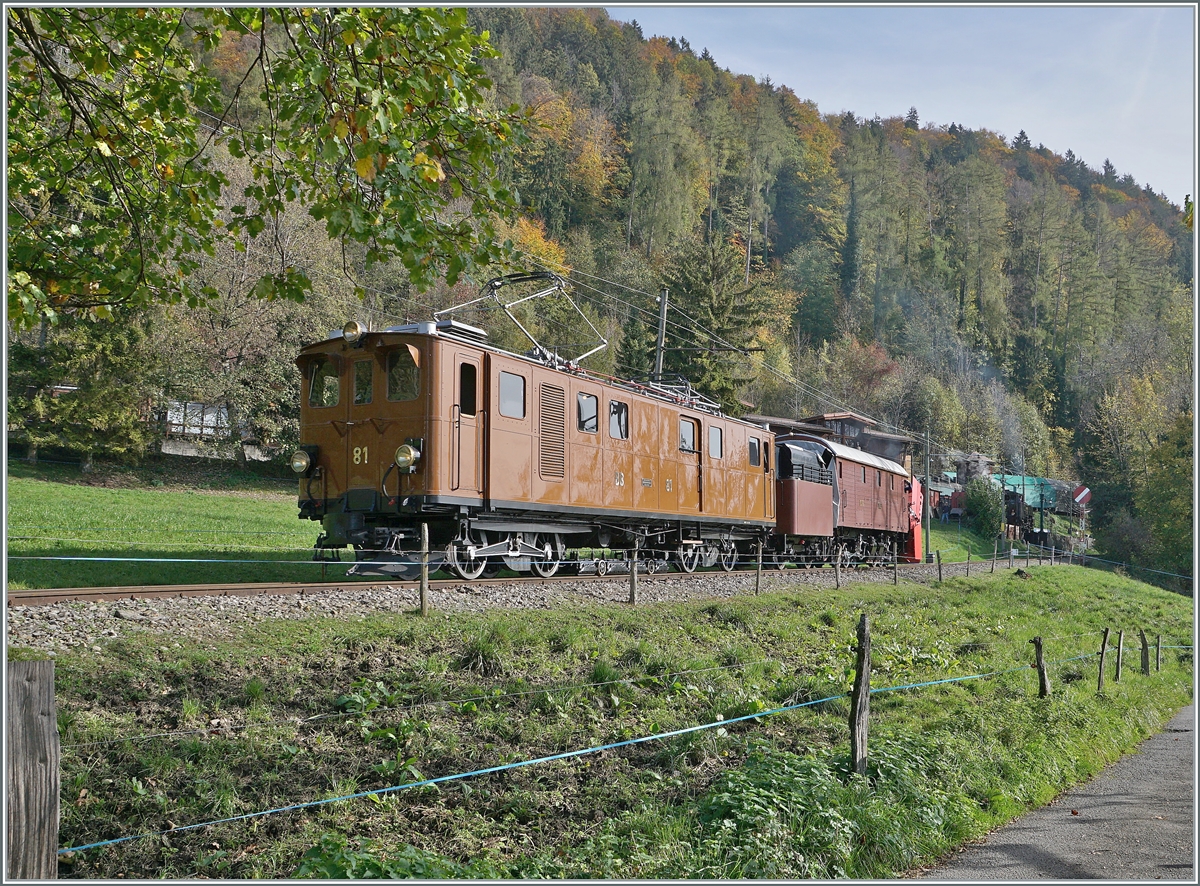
[58,652,1099,856]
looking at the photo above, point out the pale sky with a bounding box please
[606,4,1197,207]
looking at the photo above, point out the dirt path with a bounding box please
[917,704,1194,880]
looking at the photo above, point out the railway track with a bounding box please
[6,560,936,608]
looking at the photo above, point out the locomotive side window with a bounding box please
[308,358,340,408]
[386,347,420,401]
[709,425,723,459]
[498,371,525,419]
[679,418,697,452]
[862,466,867,483]
[353,360,373,405]
[608,400,629,439]
[577,392,598,433]
[458,363,477,415]
[877,470,882,487]
[749,437,761,467]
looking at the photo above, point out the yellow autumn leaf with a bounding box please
[334,119,349,139]
[342,29,358,46]
[355,155,376,180]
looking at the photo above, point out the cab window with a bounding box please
[386,347,420,401]
[578,392,598,433]
[459,363,477,416]
[609,400,629,439]
[749,437,761,467]
[679,418,697,452]
[353,360,373,405]
[308,358,339,408]
[709,426,723,459]
[499,371,526,419]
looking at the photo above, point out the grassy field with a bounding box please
[7,458,1044,590]
[6,459,357,589]
[12,564,1192,879]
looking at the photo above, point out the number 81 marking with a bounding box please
[354,446,368,464]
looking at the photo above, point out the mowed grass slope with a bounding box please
[17,566,1192,879]
[6,463,348,589]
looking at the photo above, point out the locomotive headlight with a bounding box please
[394,443,420,469]
[290,450,312,474]
[342,320,367,343]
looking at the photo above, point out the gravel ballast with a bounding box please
[5,562,970,656]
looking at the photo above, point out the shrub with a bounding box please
[963,478,1003,538]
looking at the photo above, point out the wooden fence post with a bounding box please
[991,539,997,574]
[1139,628,1150,676]
[7,660,60,880]
[1156,634,1162,672]
[1115,630,1124,683]
[1030,637,1051,697]
[936,549,942,582]
[628,535,639,605]
[1026,545,1031,568]
[419,523,429,617]
[966,550,970,577]
[1010,547,1015,568]
[834,552,841,589]
[849,613,871,776]
[1050,545,1055,566]
[1097,628,1110,693]
[755,539,763,595]
[893,559,898,586]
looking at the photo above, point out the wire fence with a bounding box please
[48,630,1191,858]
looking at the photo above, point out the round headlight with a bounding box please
[343,320,367,343]
[394,443,420,469]
[290,450,311,474]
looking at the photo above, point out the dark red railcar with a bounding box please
[771,434,912,564]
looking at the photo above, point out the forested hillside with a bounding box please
[465,8,1193,576]
[7,8,1191,576]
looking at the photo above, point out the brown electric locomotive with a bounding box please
[290,278,777,579]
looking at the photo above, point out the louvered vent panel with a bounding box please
[539,383,566,480]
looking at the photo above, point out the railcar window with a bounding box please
[459,363,477,416]
[577,392,598,433]
[609,400,629,439]
[308,358,339,408]
[386,347,420,401]
[749,437,761,467]
[862,466,867,483]
[838,462,842,479]
[498,371,525,419]
[679,418,696,452]
[353,360,373,405]
[709,426,723,459]
[877,470,882,487]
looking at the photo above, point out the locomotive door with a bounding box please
[677,416,702,513]
[451,354,482,495]
[345,357,381,501]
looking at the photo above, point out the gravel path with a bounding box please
[917,704,1195,881]
[4,563,969,656]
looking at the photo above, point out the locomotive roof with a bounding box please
[780,434,909,478]
[302,320,771,431]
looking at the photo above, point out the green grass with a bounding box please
[19,566,1191,879]
[5,472,353,589]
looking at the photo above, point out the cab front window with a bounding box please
[308,358,340,407]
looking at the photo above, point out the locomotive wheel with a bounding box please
[446,531,489,581]
[595,558,609,577]
[530,534,561,579]
[718,544,738,572]
[676,545,700,573]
